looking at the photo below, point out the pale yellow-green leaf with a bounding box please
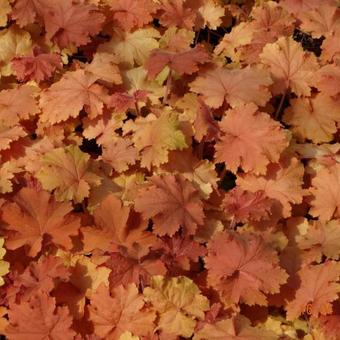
[123,111,187,170]
[36,145,102,202]
[98,28,160,66]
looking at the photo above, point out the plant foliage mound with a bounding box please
[0,0,339,339]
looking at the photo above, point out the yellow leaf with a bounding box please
[0,161,22,194]
[123,110,187,170]
[199,0,225,30]
[36,145,102,202]
[98,28,160,66]
[0,26,32,77]
[86,52,122,84]
[123,66,164,105]
[144,275,209,338]
[0,0,11,27]
[0,238,9,286]
[119,332,140,340]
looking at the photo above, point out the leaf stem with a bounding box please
[194,30,201,45]
[134,101,140,116]
[275,92,286,120]
[164,69,172,105]
[230,217,236,230]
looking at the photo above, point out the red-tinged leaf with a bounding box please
[8,255,70,302]
[158,0,197,30]
[190,67,272,109]
[109,90,148,115]
[105,0,156,31]
[222,187,273,224]
[2,0,340,335]
[88,283,156,339]
[1,187,80,257]
[215,103,289,174]
[145,45,210,79]
[205,231,288,306]
[317,304,340,340]
[159,233,206,273]
[102,138,137,173]
[43,1,105,49]
[6,291,76,340]
[11,0,50,27]
[106,252,166,288]
[285,261,340,320]
[12,47,62,83]
[134,174,205,236]
[195,303,222,332]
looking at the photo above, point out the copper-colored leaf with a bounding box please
[1,187,80,257]
[134,174,204,236]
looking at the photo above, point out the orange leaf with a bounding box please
[145,45,210,79]
[206,231,288,306]
[283,94,340,143]
[0,85,39,126]
[286,261,340,320]
[237,157,305,217]
[12,47,62,83]
[158,0,197,30]
[260,36,319,96]
[190,67,272,109]
[215,103,288,174]
[2,187,80,257]
[6,291,76,340]
[88,283,155,339]
[135,174,204,236]
[43,1,105,49]
[11,0,48,27]
[39,69,109,124]
[105,0,156,31]
[310,164,340,221]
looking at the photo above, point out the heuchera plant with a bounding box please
[0,0,339,339]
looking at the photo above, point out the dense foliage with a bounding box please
[0,0,339,339]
